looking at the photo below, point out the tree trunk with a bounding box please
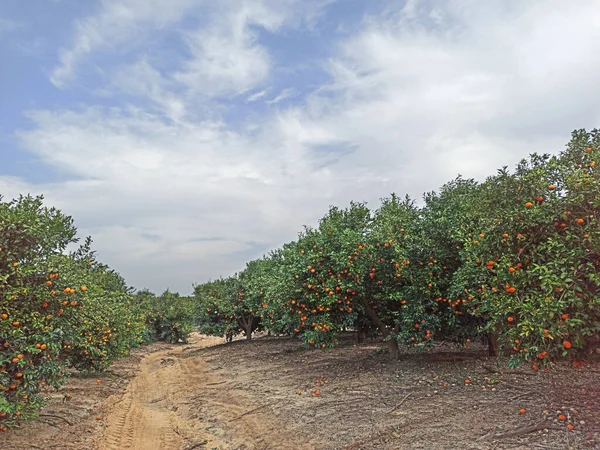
[245,316,253,340]
[488,331,499,357]
[387,338,399,359]
[238,316,253,340]
[358,298,399,359]
[356,318,365,344]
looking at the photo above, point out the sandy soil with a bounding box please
[2,332,599,450]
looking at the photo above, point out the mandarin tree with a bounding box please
[0,195,175,430]
[136,290,196,344]
[195,276,261,341]
[410,177,491,350]
[450,129,600,367]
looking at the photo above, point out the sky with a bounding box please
[1,0,600,294]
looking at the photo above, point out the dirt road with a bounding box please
[96,336,216,450]
[96,333,312,450]
[2,333,599,449]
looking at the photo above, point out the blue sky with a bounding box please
[1,0,600,293]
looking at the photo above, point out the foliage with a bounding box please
[2,128,598,431]
[0,195,197,430]
[451,129,600,368]
[136,290,197,344]
[193,129,600,368]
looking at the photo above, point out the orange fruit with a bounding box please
[563,340,572,349]
[525,202,533,208]
[519,408,526,414]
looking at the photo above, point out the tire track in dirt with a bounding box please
[95,334,313,450]
[98,353,186,450]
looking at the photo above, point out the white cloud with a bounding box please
[266,88,298,104]
[246,89,271,102]
[106,59,186,121]
[277,0,600,188]
[171,1,307,98]
[7,0,600,292]
[50,0,196,88]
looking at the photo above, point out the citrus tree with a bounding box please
[258,198,421,358]
[409,177,492,350]
[195,275,261,341]
[451,129,600,367]
[135,290,197,344]
[1,195,79,426]
[1,195,196,431]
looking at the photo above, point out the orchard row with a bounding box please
[0,196,195,429]
[194,129,600,366]
[2,128,598,430]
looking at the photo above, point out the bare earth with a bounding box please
[1,332,599,450]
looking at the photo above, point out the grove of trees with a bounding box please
[1,128,598,431]
[193,129,600,366]
[0,196,196,430]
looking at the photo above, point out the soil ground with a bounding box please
[1,332,599,450]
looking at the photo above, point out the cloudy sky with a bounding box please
[1,0,600,294]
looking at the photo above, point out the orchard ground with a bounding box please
[1,332,598,450]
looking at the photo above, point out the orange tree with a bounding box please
[405,177,492,350]
[195,275,262,340]
[48,243,196,358]
[450,129,600,367]
[239,255,284,337]
[191,127,599,366]
[0,195,79,426]
[48,243,147,373]
[0,195,177,431]
[258,198,421,358]
[135,290,197,344]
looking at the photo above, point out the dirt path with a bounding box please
[2,333,599,449]
[97,337,214,450]
[96,333,313,450]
